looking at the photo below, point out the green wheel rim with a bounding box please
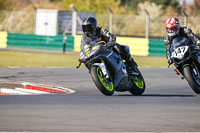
[132,76,144,89]
[97,67,114,91]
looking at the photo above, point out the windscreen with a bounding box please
[171,37,190,49]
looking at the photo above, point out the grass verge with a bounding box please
[0,51,168,68]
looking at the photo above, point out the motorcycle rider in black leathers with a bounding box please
[81,17,138,70]
[164,17,200,64]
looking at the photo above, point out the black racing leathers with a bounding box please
[82,27,116,45]
[81,27,137,68]
[164,27,200,60]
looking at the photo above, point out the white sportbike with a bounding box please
[169,37,200,94]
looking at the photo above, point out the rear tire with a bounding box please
[90,66,114,96]
[129,68,145,95]
[183,65,200,94]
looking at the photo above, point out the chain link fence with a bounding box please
[98,13,200,38]
[0,10,35,34]
[0,9,200,38]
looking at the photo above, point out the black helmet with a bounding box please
[82,17,97,37]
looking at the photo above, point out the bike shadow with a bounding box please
[116,94,195,97]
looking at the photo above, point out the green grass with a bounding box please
[0,51,168,67]
[134,56,168,67]
[0,51,79,67]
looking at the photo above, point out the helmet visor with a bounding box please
[166,27,177,34]
[82,25,93,33]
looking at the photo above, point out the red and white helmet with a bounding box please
[165,17,180,37]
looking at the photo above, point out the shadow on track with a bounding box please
[116,94,195,97]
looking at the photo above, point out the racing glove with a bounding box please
[107,42,115,47]
[107,34,116,47]
[195,40,200,50]
[168,59,173,65]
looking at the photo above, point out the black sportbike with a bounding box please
[169,37,200,94]
[77,37,145,96]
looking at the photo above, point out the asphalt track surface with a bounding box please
[0,67,200,132]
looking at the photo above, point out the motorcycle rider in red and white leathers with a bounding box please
[81,17,138,70]
[164,17,200,64]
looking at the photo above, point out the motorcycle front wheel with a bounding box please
[90,66,114,96]
[129,68,146,95]
[183,65,200,94]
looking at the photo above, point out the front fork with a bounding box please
[92,60,112,81]
[173,63,185,80]
[174,67,185,80]
[174,63,196,80]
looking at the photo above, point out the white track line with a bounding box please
[15,88,50,94]
[0,88,31,95]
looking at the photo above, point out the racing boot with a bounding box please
[119,45,138,71]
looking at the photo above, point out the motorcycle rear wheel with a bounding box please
[183,65,200,94]
[90,66,114,96]
[129,68,146,95]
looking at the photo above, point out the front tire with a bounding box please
[183,65,200,94]
[90,66,114,96]
[129,68,146,95]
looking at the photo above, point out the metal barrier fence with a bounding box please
[0,10,200,38]
[7,33,74,51]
